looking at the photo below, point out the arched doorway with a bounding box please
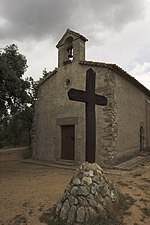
[140,126,144,151]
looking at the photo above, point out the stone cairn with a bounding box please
[55,162,121,225]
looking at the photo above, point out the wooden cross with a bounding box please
[68,68,107,163]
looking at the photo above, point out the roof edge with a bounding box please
[36,68,58,88]
[79,60,150,98]
[56,29,88,48]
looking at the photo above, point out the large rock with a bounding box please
[55,162,121,225]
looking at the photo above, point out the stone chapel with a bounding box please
[32,29,150,168]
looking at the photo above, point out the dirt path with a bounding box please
[0,149,149,225]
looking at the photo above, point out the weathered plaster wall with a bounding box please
[54,63,109,166]
[54,62,86,164]
[114,73,147,162]
[32,74,58,161]
[146,99,150,150]
[32,62,86,164]
[32,62,111,166]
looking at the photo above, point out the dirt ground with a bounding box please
[0,148,149,225]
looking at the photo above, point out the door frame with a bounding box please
[56,117,78,162]
[61,124,75,160]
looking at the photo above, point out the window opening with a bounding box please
[67,45,73,60]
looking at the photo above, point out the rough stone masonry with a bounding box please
[55,162,121,225]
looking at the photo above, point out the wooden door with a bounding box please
[61,125,75,160]
[140,126,144,151]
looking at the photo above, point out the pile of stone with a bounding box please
[55,162,121,225]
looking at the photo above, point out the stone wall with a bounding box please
[55,162,121,225]
[84,66,117,167]
[99,69,118,167]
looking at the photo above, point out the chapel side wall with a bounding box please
[114,73,147,162]
[146,99,150,150]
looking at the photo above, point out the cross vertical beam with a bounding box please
[86,69,96,162]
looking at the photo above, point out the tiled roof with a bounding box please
[79,60,150,98]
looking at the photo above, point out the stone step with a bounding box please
[56,159,75,166]
[22,159,76,170]
[113,155,150,171]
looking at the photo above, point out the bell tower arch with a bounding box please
[65,36,74,61]
[56,29,88,67]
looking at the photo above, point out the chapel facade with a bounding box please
[32,29,150,168]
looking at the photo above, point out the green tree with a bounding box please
[0,44,31,122]
[0,44,37,148]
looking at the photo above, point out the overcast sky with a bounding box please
[0,0,150,90]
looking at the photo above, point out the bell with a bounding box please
[67,47,73,59]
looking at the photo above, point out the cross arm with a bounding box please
[95,94,107,106]
[68,88,87,103]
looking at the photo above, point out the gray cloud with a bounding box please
[0,0,146,42]
[0,0,74,40]
[86,0,144,29]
